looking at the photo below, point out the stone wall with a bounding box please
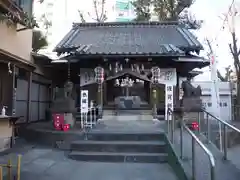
[0,120,13,152]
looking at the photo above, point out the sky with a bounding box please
[190,0,240,81]
[34,0,240,81]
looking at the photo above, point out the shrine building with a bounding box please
[43,22,209,119]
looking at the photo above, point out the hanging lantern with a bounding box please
[84,72,88,83]
[131,64,134,71]
[120,64,123,71]
[94,66,104,84]
[151,67,160,84]
[115,79,120,86]
[115,62,118,73]
[136,65,140,73]
[109,64,112,71]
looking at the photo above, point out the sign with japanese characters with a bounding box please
[80,90,89,113]
[159,68,177,85]
[94,66,104,84]
[165,85,174,120]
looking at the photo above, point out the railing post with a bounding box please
[210,163,215,180]
[180,117,183,159]
[17,155,21,180]
[198,111,201,133]
[171,112,174,143]
[7,158,11,180]
[206,114,210,143]
[223,124,228,160]
[167,110,170,135]
[192,137,196,180]
[0,166,2,180]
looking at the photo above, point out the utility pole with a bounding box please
[206,38,222,151]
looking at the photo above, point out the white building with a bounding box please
[33,0,78,52]
[192,81,236,122]
[114,0,135,21]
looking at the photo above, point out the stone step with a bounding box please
[68,151,168,163]
[84,132,165,141]
[70,140,166,153]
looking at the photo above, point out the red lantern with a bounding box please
[53,114,64,130]
[191,122,199,131]
[62,124,70,131]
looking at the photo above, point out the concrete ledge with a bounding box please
[18,122,84,149]
[164,135,190,180]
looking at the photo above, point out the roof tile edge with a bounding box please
[72,21,179,28]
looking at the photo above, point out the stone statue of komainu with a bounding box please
[181,78,202,97]
[63,80,76,99]
[181,78,202,112]
[51,80,76,114]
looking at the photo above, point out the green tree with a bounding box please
[152,0,193,21]
[131,0,151,21]
[32,30,48,52]
[132,0,201,29]
[40,14,52,33]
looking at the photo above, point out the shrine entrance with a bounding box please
[105,71,152,111]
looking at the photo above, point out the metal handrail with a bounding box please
[201,108,240,133]
[200,108,240,160]
[167,108,215,180]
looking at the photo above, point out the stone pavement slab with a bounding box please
[1,142,178,180]
[95,118,165,132]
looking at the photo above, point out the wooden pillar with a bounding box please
[151,83,157,117]
[26,72,32,123]
[97,84,103,107]
[103,82,107,106]
[175,73,180,107]
[11,65,16,116]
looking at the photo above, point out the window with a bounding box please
[47,2,54,8]
[15,0,33,16]
[223,102,227,107]
[46,12,53,18]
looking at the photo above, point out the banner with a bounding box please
[80,90,89,113]
[165,85,174,120]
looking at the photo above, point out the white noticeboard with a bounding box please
[159,68,177,85]
[165,85,174,120]
[80,90,89,113]
[158,68,176,120]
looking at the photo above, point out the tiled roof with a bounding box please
[54,22,203,56]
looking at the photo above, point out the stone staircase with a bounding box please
[69,131,168,163]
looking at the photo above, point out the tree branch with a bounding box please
[229,43,234,55]
[93,0,100,22]
[217,70,225,81]
[78,10,86,23]
[99,0,105,21]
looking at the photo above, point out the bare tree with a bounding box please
[40,14,52,35]
[217,66,233,82]
[78,10,86,23]
[222,2,240,120]
[78,0,107,23]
